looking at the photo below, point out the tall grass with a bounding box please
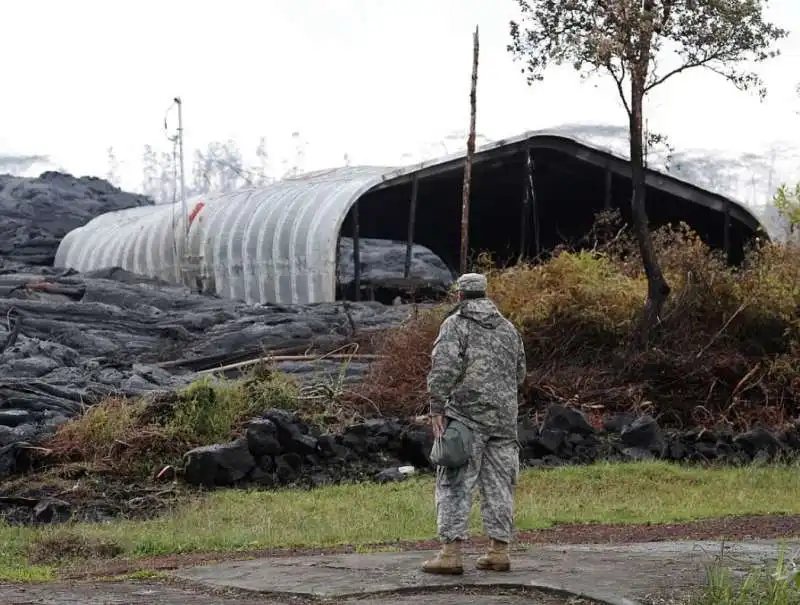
[696,548,800,605]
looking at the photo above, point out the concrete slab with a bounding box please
[173,539,800,603]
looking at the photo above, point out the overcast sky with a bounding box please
[2,0,799,196]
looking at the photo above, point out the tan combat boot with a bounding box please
[475,539,511,571]
[421,540,464,575]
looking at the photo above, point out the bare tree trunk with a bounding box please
[629,84,670,348]
[460,25,479,275]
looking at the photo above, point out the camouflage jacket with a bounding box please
[427,298,526,439]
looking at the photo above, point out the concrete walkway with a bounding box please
[173,539,800,604]
[1,540,796,605]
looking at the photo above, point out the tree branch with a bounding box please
[644,53,725,92]
[606,61,632,116]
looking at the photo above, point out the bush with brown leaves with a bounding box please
[349,212,800,430]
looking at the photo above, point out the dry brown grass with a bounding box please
[26,533,123,565]
[349,211,800,429]
[349,306,445,418]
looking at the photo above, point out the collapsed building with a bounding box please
[54,128,767,305]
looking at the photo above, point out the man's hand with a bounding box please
[431,414,445,438]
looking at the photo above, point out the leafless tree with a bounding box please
[106,147,121,187]
[281,132,307,178]
[142,137,279,202]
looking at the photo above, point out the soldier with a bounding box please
[422,272,526,575]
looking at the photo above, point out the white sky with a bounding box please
[1,0,799,194]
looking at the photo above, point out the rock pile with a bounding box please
[183,409,433,489]
[182,404,800,490]
[517,404,799,467]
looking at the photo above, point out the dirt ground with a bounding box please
[0,467,191,525]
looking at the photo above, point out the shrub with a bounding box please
[350,211,800,429]
[169,371,296,444]
[44,368,298,476]
[349,307,445,418]
[488,250,645,330]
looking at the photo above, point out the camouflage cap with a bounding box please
[455,272,487,293]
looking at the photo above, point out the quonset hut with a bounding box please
[54,126,767,306]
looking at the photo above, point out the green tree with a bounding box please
[508,0,787,345]
[772,83,800,239]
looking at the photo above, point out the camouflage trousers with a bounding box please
[435,432,519,543]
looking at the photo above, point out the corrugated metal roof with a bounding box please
[54,127,772,305]
[55,166,399,304]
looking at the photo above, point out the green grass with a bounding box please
[693,548,800,604]
[3,461,800,582]
[0,531,54,582]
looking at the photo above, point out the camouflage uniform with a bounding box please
[435,435,519,543]
[423,273,526,574]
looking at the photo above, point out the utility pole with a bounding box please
[174,96,188,236]
[460,25,479,275]
[165,96,189,285]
